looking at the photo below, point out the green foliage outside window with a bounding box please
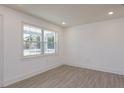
[47,36,54,49]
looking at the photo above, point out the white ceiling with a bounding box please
[5,4,124,28]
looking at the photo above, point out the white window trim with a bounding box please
[21,22,59,59]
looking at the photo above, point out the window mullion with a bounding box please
[54,32,57,54]
[41,29,44,55]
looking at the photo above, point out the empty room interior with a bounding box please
[1,4,124,88]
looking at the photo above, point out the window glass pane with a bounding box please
[29,42,41,55]
[23,41,30,56]
[44,30,56,54]
[24,42,42,56]
[23,25,42,56]
[30,34,41,42]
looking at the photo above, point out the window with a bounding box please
[44,30,56,54]
[23,24,58,57]
[23,25,42,56]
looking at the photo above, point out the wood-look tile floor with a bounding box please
[5,65,124,88]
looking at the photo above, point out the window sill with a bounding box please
[22,53,58,59]
[44,53,58,56]
[23,54,43,59]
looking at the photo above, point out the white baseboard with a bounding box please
[3,64,63,87]
[65,63,124,76]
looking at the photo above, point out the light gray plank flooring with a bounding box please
[5,65,124,88]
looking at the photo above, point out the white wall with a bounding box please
[0,6,63,86]
[64,18,124,75]
[0,15,3,87]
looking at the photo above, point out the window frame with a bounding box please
[21,22,59,58]
[43,30,58,55]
